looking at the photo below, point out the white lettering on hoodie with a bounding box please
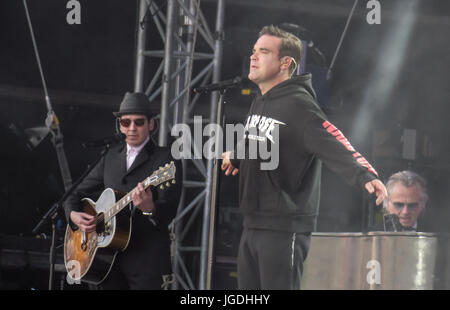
[244,114,286,144]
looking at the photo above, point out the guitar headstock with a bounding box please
[144,161,176,190]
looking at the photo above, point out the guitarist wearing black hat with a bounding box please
[64,92,182,289]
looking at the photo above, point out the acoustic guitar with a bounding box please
[64,161,176,285]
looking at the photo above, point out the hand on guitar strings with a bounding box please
[131,182,156,213]
[70,211,96,233]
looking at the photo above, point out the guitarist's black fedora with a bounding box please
[113,92,160,118]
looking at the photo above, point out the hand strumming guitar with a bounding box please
[70,211,96,233]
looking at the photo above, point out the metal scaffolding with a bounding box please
[133,0,225,290]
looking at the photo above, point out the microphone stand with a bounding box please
[362,192,376,233]
[195,84,230,289]
[206,88,228,290]
[196,80,243,288]
[32,143,116,290]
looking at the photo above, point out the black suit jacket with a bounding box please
[371,216,421,232]
[64,140,182,276]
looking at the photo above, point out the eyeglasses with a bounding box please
[119,118,146,128]
[391,202,420,210]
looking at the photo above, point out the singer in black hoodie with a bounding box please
[222,25,387,290]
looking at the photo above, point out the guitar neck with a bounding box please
[102,162,175,223]
[103,175,157,223]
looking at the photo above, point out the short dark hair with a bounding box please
[258,25,303,76]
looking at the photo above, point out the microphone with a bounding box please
[193,76,250,93]
[383,213,401,232]
[82,133,125,148]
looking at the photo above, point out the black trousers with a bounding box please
[98,222,173,290]
[237,228,311,290]
[99,252,167,290]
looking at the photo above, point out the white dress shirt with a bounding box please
[126,136,150,170]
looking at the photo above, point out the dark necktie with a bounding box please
[402,226,416,232]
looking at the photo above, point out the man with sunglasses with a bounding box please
[383,170,428,231]
[64,92,181,289]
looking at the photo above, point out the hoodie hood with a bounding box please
[262,73,317,102]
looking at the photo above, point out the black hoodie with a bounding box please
[230,74,378,233]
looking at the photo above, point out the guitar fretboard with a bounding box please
[99,162,175,223]
[103,175,157,222]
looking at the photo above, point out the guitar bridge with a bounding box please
[98,222,112,238]
[81,231,88,251]
[104,222,112,235]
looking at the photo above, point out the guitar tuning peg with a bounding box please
[172,180,176,184]
[165,163,170,168]
[165,182,170,187]
[160,185,164,190]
